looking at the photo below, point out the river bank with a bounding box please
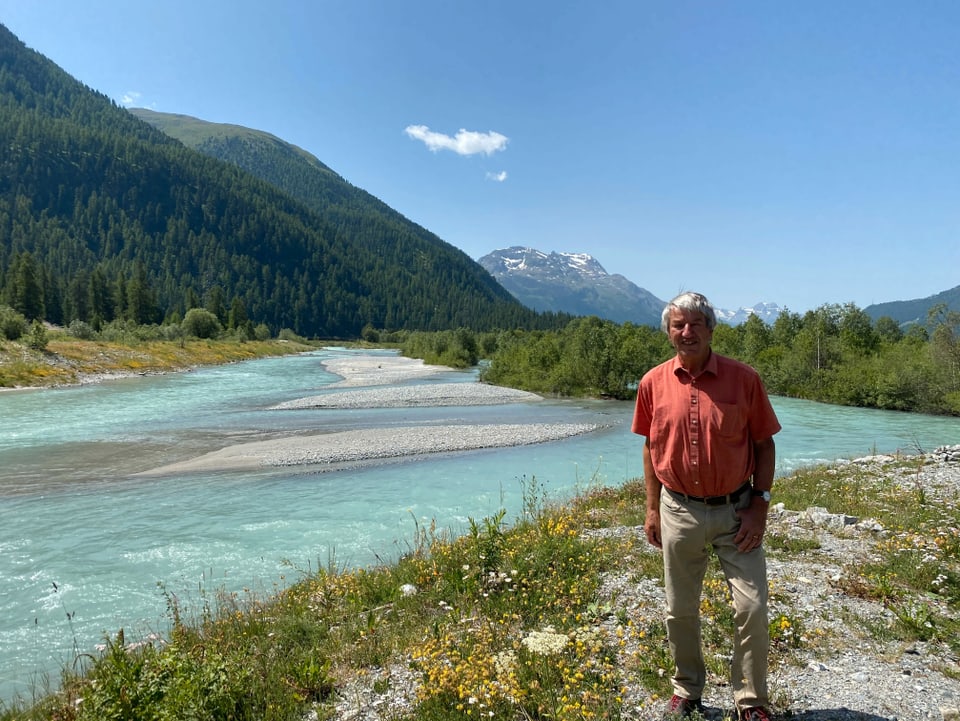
[0,335,316,389]
[328,447,960,721]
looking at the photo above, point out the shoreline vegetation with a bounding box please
[3,338,960,720]
[0,334,318,390]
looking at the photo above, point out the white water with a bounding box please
[2,347,958,703]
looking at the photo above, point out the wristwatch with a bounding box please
[752,488,772,502]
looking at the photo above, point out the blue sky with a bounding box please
[2,1,959,314]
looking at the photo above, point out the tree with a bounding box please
[875,316,903,344]
[126,263,159,325]
[10,252,45,321]
[27,319,48,350]
[227,297,249,331]
[89,266,113,326]
[205,285,228,325]
[181,308,222,339]
[838,303,879,355]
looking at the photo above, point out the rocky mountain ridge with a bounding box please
[479,247,784,326]
[478,247,665,327]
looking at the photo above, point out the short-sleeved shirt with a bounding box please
[632,351,781,498]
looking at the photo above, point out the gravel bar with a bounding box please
[139,352,603,475]
[139,423,601,475]
[272,383,542,410]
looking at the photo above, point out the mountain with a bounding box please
[0,24,555,337]
[478,247,665,326]
[864,285,960,326]
[715,302,784,326]
[129,109,380,222]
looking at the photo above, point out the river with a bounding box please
[1,347,958,703]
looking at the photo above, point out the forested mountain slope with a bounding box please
[865,285,960,326]
[0,24,555,337]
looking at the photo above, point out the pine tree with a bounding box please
[10,252,45,321]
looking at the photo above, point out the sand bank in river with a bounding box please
[138,352,603,475]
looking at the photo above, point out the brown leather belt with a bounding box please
[667,482,751,506]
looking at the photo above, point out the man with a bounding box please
[632,292,781,721]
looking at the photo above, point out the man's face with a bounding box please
[667,307,713,368]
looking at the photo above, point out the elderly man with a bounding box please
[632,291,781,721]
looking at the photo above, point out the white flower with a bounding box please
[522,626,569,656]
[494,650,517,677]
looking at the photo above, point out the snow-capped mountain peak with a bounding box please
[478,246,664,326]
[715,302,783,325]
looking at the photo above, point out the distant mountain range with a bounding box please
[478,247,665,326]
[716,303,784,326]
[479,247,788,326]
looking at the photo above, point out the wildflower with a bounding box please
[522,626,569,656]
[494,650,517,677]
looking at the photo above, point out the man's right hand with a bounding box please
[644,508,662,549]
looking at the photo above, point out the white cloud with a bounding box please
[405,125,508,156]
[486,170,508,182]
[120,91,141,106]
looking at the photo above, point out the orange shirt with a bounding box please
[632,351,781,497]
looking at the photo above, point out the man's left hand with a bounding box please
[735,501,768,552]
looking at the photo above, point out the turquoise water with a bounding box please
[1,347,958,702]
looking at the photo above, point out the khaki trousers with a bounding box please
[659,489,769,709]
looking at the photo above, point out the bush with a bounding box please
[27,320,48,351]
[0,305,28,340]
[99,319,139,343]
[278,327,306,343]
[67,319,98,340]
[182,308,222,339]
[253,323,272,341]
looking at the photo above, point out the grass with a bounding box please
[2,453,958,720]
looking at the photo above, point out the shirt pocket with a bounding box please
[706,401,745,442]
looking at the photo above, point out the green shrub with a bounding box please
[67,320,98,340]
[0,305,28,340]
[27,320,48,351]
[181,308,222,339]
[253,323,272,341]
[278,328,306,343]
